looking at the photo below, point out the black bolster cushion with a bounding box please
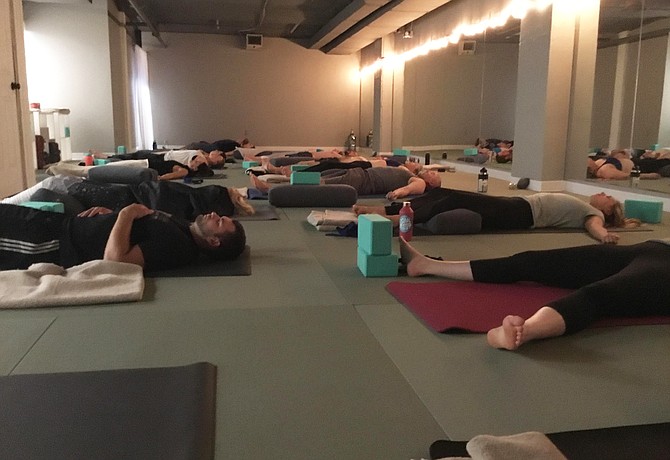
[268,184,357,207]
[87,166,158,184]
[269,156,313,167]
[422,208,482,234]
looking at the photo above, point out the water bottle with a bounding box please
[152,140,158,150]
[630,166,641,188]
[399,202,414,241]
[83,152,94,166]
[424,153,431,165]
[346,129,357,152]
[477,167,488,193]
[366,130,373,148]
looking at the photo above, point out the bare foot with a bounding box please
[352,204,386,216]
[89,149,108,159]
[398,236,432,277]
[250,174,271,193]
[487,315,525,350]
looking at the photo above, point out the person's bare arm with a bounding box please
[103,204,153,266]
[386,177,426,200]
[159,165,189,181]
[584,215,618,244]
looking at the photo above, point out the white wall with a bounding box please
[23,0,115,153]
[144,33,360,147]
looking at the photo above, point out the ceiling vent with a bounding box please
[246,34,263,50]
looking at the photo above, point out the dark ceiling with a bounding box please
[109,0,670,53]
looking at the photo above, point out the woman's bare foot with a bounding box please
[88,149,108,159]
[487,315,525,350]
[250,174,271,193]
[398,236,433,277]
[352,204,386,216]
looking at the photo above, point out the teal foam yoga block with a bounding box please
[290,164,310,171]
[357,247,399,277]
[290,171,320,185]
[357,214,392,256]
[463,147,478,156]
[624,199,663,223]
[19,201,65,213]
[392,148,410,156]
[94,158,109,166]
[242,160,259,168]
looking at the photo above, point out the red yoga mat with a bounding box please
[386,280,670,333]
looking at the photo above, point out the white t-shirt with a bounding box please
[522,193,604,228]
[163,150,199,166]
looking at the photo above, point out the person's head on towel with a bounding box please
[191,213,246,260]
[417,169,442,190]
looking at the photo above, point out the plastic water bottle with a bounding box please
[366,130,373,148]
[424,153,431,165]
[399,202,414,241]
[152,140,158,150]
[346,129,357,152]
[477,167,488,193]
[630,166,640,188]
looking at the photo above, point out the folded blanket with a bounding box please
[0,260,144,308]
[307,210,357,231]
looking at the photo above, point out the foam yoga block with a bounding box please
[624,200,663,223]
[463,147,479,156]
[242,161,259,168]
[290,164,310,171]
[19,201,65,213]
[357,214,392,255]
[290,171,320,185]
[268,184,357,207]
[357,247,399,277]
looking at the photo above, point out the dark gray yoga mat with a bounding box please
[0,362,217,460]
[146,245,251,278]
[237,204,279,221]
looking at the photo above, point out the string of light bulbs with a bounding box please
[358,0,558,77]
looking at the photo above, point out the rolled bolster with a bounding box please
[87,166,158,184]
[268,184,357,207]
[422,209,482,234]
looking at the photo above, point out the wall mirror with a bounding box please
[589,0,670,194]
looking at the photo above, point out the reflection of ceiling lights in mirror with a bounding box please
[358,0,590,77]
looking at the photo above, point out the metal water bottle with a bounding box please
[346,129,357,152]
[424,153,431,165]
[477,167,488,193]
[399,202,414,241]
[630,166,640,188]
[366,130,373,148]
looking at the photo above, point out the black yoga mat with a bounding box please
[0,362,217,460]
[236,204,280,221]
[429,422,670,460]
[146,245,252,278]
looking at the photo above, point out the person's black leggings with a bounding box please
[303,160,372,173]
[470,241,670,333]
[385,188,533,228]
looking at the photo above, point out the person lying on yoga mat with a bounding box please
[249,166,442,200]
[587,150,660,180]
[398,237,670,350]
[259,154,423,176]
[1,175,255,220]
[0,202,247,272]
[353,188,640,244]
[94,147,224,170]
[183,138,255,157]
[47,156,212,181]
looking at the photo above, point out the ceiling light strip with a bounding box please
[358,0,556,77]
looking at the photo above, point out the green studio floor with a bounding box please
[3,161,670,459]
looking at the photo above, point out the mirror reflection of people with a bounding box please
[587,150,660,180]
[398,237,670,350]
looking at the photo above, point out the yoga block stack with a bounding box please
[19,201,65,213]
[463,147,479,156]
[357,214,398,277]
[242,160,259,168]
[624,199,663,223]
[290,171,320,185]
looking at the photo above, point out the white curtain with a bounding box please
[131,45,154,151]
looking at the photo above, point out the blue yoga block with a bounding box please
[290,164,310,171]
[357,247,399,277]
[19,201,65,213]
[624,200,663,223]
[290,171,320,185]
[463,147,478,156]
[357,214,392,256]
[242,160,260,168]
